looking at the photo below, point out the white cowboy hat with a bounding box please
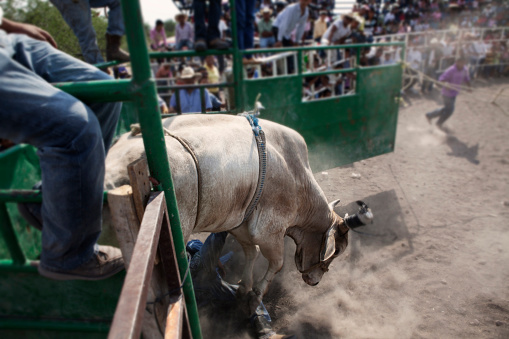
[179,67,201,79]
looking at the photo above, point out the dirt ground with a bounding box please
[198,79,509,339]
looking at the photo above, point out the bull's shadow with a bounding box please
[342,189,414,271]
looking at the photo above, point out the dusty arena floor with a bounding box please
[198,79,509,339]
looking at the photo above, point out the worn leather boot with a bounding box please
[38,245,125,281]
[105,33,130,62]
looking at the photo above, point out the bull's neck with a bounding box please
[294,180,334,233]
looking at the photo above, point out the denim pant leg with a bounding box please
[207,0,221,42]
[243,0,255,50]
[193,0,207,41]
[49,0,104,64]
[0,35,121,270]
[90,0,125,36]
[236,0,246,50]
[436,95,456,126]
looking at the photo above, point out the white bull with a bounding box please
[104,114,350,302]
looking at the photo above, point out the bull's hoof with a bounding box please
[247,290,263,314]
[236,284,250,298]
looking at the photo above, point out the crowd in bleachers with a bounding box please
[148,0,509,109]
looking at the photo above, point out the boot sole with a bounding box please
[38,262,125,281]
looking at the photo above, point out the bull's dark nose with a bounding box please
[311,281,319,286]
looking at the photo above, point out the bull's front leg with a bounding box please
[250,236,285,306]
[229,227,259,296]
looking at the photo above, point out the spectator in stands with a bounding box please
[170,67,212,114]
[363,6,378,38]
[313,10,329,43]
[150,20,169,51]
[196,68,222,111]
[175,13,194,50]
[421,38,443,94]
[204,56,221,97]
[194,0,229,51]
[258,7,276,48]
[273,0,311,47]
[425,56,471,130]
[321,13,360,45]
[156,63,173,79]
[49,0,129,63]
[1,10,124,280]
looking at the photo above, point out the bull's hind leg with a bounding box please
[229,226,259,296]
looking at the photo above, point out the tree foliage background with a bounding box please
[1,0,177,60]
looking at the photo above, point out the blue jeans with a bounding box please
[176,39,194,50]
[0,33,122,271]
[259,36,275,48]
[49,0,125,64]
[236,0,255,53]
[426,95,456,126]
[194,0,221,42]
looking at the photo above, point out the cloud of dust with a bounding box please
[271,238,420,338]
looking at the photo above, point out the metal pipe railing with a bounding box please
[120,0,202,337]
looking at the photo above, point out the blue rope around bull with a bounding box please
[239,113,267,223]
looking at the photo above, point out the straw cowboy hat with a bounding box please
[175,12,188,20]
[178,67,201,80]
[343,13,362,24]
[261,7,272,15]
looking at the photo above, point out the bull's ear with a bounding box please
[320,226,337,261]
[328,199,341,211]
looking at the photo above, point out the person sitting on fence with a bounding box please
[175,13,194,50]
[258,7,276,48]
[150,20,169,51]
[0,9,124,280]
[321,13,360,45]
[425,56,471,130]
[187,232,294,339]
[169,67,212,114]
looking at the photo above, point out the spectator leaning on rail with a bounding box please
[321,13,360,46]
[49,0,129,63]
[0,8,124,280]
[425,56,471,130]
[169,67,212,114]
[273,0,311,47]
[175,12,194,51]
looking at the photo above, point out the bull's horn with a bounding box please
[328,199,341,211]
[344,201,373,228]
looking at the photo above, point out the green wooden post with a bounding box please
[120,0,202,338]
